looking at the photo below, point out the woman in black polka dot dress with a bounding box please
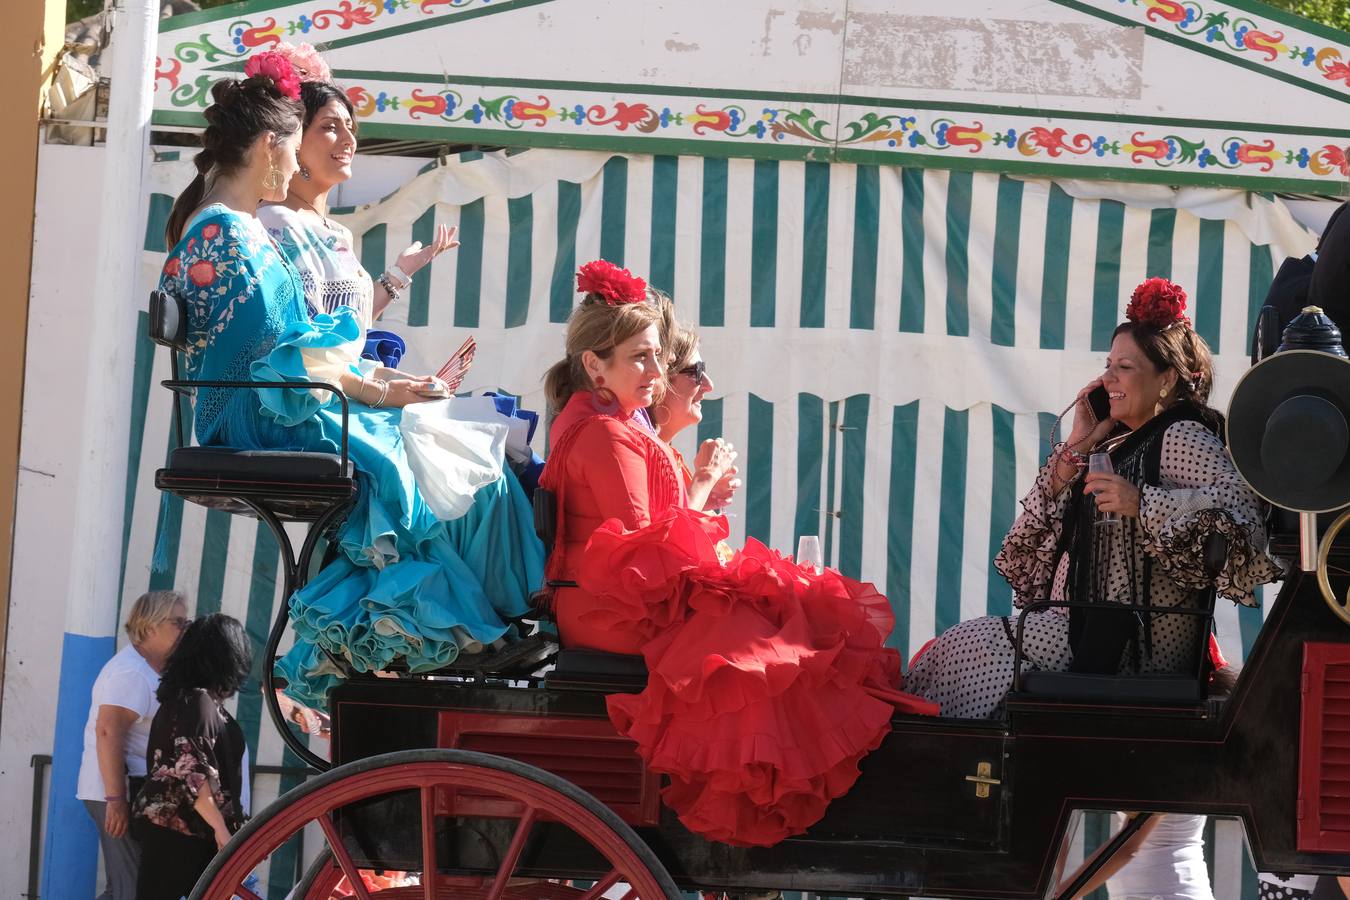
[906,278,1282,719]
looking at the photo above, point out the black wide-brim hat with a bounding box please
[1228,349,1350,513]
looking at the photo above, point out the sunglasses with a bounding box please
[675,361,708,383]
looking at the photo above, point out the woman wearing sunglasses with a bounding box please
[648,321,741,512]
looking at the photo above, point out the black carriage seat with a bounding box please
[148,289,357,522]
[546,648,648,692]
[149,288,360,772]
[528,488,648,691]
[1011,533,1230,706]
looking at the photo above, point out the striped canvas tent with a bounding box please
[124,147,1320,896]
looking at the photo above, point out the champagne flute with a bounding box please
[797,535,823,573]
[1088,453,1118,526]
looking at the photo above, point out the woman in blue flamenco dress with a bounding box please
[156,54,544,707]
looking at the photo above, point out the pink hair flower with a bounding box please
[272,42,332,84]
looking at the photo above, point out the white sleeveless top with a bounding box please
[1107,814,1213,900]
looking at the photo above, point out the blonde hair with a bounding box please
[544,294,669,413]
[124,590,187,644]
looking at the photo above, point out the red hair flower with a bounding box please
[244,51,301,101]
[1126,277,1191,329]
[576,259,647,306]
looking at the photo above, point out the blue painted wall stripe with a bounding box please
[41,633,116,900]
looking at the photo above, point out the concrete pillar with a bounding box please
[40,1,159,897]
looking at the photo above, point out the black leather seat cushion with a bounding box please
[1020,670,1204,704]
[548,649,648,689]
[167,447,353,480]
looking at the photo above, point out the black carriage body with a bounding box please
[325,566,1350,898]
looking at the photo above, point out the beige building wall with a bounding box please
[0,0,64,714]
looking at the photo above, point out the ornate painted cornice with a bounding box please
[1050,0,1350,102]
[151,0,1350,193]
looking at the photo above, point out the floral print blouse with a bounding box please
[132,688,246,840]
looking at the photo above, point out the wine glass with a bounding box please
[797,535,823,573]
[1088,453,1118,526]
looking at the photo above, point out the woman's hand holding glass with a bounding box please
[694,438,738,486]
[707,470,743,510]
[1083,471,1141,518]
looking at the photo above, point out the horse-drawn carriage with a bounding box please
[147,288,1350,899]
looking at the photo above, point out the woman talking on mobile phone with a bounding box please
[905,278,1279,718]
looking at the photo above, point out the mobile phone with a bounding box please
[1087,385,1111,422]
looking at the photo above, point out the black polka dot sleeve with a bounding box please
[994,453,1077,609]
[1137,420,1284,605]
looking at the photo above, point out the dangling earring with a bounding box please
[652,405,671,427]
[298,164,312,182]
[590,374,618,412]
[1154,386,1169,417]
[262,163,285,193]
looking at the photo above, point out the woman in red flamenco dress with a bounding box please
[538,260,937,849]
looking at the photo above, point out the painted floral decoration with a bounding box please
[1127,277,1191,329]
[243,51,302,101]
[272,42,331,84]
[577,259,648,306]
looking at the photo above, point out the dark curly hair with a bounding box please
[164,75,304,248]
[156,613,253,703]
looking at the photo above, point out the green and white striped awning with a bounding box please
[125,147,1317,897]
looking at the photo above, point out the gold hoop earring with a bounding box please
[1159,387,1169,399]
[262,164,285,192]
[652,405,672,427]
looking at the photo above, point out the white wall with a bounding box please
[0,140,107,898]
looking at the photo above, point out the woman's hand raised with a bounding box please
[1067,378,1116,451]
[395,223,459,278]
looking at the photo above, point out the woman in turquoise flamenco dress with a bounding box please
[156,54,544,707]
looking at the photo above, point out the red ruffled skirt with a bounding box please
[575,508,938,847]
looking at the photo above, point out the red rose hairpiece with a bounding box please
[1126,277,1191,329]
[243,51,302,101]
[577,259,648,306]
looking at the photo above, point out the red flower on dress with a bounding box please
[201,223,220,241]
[1126,277,1191,329]
[576,259,648,306]
[188,259,217,287]
[163,257,181,278]
[243,51,301,101]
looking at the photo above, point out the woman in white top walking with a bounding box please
[74,590,189,900]
[1058,813,1213,900]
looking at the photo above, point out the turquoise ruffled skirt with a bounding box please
[206,308,545,707]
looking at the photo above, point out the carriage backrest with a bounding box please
[533,487,558,557]
[149,289,188,353]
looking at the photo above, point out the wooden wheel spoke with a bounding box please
[577,870,622,900]
[233,885,264,900]
[316,813,375,900]
[486,807,539,900]
[618,887,640,900]
[421,785,438,900]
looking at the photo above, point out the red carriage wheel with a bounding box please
[191,749,679,900]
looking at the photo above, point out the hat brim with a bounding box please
[1227,350,1350,513]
